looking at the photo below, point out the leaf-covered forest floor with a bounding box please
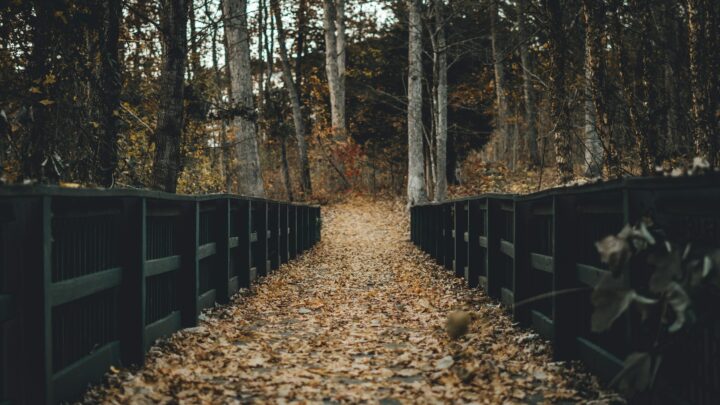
[85,198,620,404]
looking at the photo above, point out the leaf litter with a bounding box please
[84,197,620,404]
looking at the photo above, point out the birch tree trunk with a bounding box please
[335,0,346,132]
[257,0,266,142]
[295,0,308,91]
[490,0,509,161]
[582,15,602,177]
[322,0,345,135]
[271,0,312,195]
[152,0,188,192]
[583,0,621,177]
[211,2,232,193]
[517,0,539,167]
[543,0,573,182]
[433,0,447,202]
[280,135,294,201]
[223,0,265,197]
[407,0,427,205]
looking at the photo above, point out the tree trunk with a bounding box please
[23,2,56,182]
[517,0,539,166]
[211,2,232,193]
[223,0,265,197]
[335,0,346,131]
[152,0,188,192]
[322,0,345,135]
[626,0,659,175]
[407,0,427,205]
[582,5,602,177]
[97,0,122,187]
[661,2,681,155]
[188,0,199,79]
[583,71,602,177]
[257,0,266,142]
[271,0,312,195]
[447,130,459,185]
[543,0,573,182]
[490,0,509,162]
[295,0,307,92]
[688,0,718,165]
[280,135,294,201]
[582,0,621,178]
[433,0,447,202]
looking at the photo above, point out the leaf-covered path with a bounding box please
[88,198,613,404]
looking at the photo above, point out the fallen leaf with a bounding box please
[435,356,454,370]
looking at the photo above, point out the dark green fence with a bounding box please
[0,186,320,405]
[411,174,720,404]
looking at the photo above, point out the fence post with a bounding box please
[315,207,321,244]
[180,200,199,328]
[486,197,501,299]
[280,204,288,264]
[423,206,429,253]
[119,197,146,366]
[21,196,52,404]
[268,203,278,272]
[434,205,440,260]
[303,206,309,252]
[553,193,579,360]
[215,198,230,304]
[289,205,297,260]
[466,199,480,288]
[442,205,451,269]
[454,201,468,280]
[254,201,267,278]
[512,198,530,324]
[236,199,252,288]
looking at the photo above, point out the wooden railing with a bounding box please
[411,174,720,404]
[0,186,321,404]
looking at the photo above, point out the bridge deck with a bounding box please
[85,198,611,403]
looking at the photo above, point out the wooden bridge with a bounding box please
[410,174,720,404]
[1,175,719,404]
[0,187,320,404]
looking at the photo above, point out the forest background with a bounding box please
[0,0,718,203]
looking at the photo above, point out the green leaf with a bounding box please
[591,274,657,333]
[611,352,661,396]
[666,282,689,333]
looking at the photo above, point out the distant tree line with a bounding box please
[0,1,717,201]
